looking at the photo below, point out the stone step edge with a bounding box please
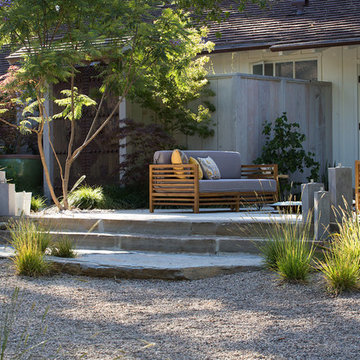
[0,229,267,254]
[0,229,319,243]
[0,228,277,241]
[0,246,263,280]
[0,229,321,255]
[50,260,262,280]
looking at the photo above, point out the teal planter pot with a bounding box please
[0,154,43,192]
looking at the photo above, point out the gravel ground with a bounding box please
[1,258,360,360]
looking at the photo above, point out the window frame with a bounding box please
[251,59,318,80]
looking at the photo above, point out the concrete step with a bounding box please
[0,210,316,254]
[0,246,263,280]
[0,229,265,254]
[29,212,303,238]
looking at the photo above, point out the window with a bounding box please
[295,60,317,81]
[252,60,317,80]
[264,63,273,76]
[253,64,263,75]
[275,62,293,78]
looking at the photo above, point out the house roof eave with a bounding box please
[209,36,360,55]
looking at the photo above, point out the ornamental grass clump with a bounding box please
[12,242,49,277]
[7,218,50,276]
[31,195,46,212]
[8,218,51,254]
[317,210,360,295]
[276,237,314,282]
[50,237,76,258]
[258,214,314,282]
[68,185,105,209]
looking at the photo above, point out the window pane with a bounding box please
[253,64,263,75]
[275,62,293,78]
[295,60,317,80]
[264,63,274,76]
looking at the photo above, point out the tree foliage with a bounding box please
[171,0,269,23]
[130,25,215,139]
[0,65,37,154]
[0,0,267,209]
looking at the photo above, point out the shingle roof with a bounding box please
[207,0,360,52]
[6,0,360,62]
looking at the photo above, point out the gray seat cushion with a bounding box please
[153,150,241,179]
[199,179,277,193]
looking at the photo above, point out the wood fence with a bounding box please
[182,73,332,183]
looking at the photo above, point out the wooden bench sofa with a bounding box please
[149,150,278,213]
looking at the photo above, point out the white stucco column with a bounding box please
[43,86,54,200]
[119,97,126,181]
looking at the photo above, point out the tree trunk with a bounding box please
[37,131,63,209]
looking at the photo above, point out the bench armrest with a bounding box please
[241,164,278,180]
[149,164,199,194]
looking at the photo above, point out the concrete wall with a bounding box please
[208,45,360,172]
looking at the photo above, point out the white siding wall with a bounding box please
[208,45,360,171]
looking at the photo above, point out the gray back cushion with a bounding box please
[153,150,242,179]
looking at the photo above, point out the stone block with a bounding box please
[301,182,324,223]
[314,191,330,241]
[328,166,352,222]
[0,183,16,216]
[15,192,32,216]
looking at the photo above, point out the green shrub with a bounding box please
[50,237,76,258]
[68,185,106,209]
[7,218,50,276]
[103,184,148,209]
[254,113,320,198]
[258,215,314,282]
[31,195,46,212]
[317,211,360,294]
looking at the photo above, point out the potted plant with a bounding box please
[0,66,42,192]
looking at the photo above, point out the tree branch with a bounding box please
[66,69,76,160]
[84,87,107,143]
[48,124,64,183]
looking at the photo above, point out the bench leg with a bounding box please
[194,202,199,213]
[235,195,240,212]
[149,194,154,213]
[194,195,199,213]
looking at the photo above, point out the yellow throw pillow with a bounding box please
[171,149,189,179]
[197,156,221,180]
[171,149,188,165]
[189,156,203,180]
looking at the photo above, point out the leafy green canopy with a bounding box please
[130,26,215,138]
[172,0,268,22]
